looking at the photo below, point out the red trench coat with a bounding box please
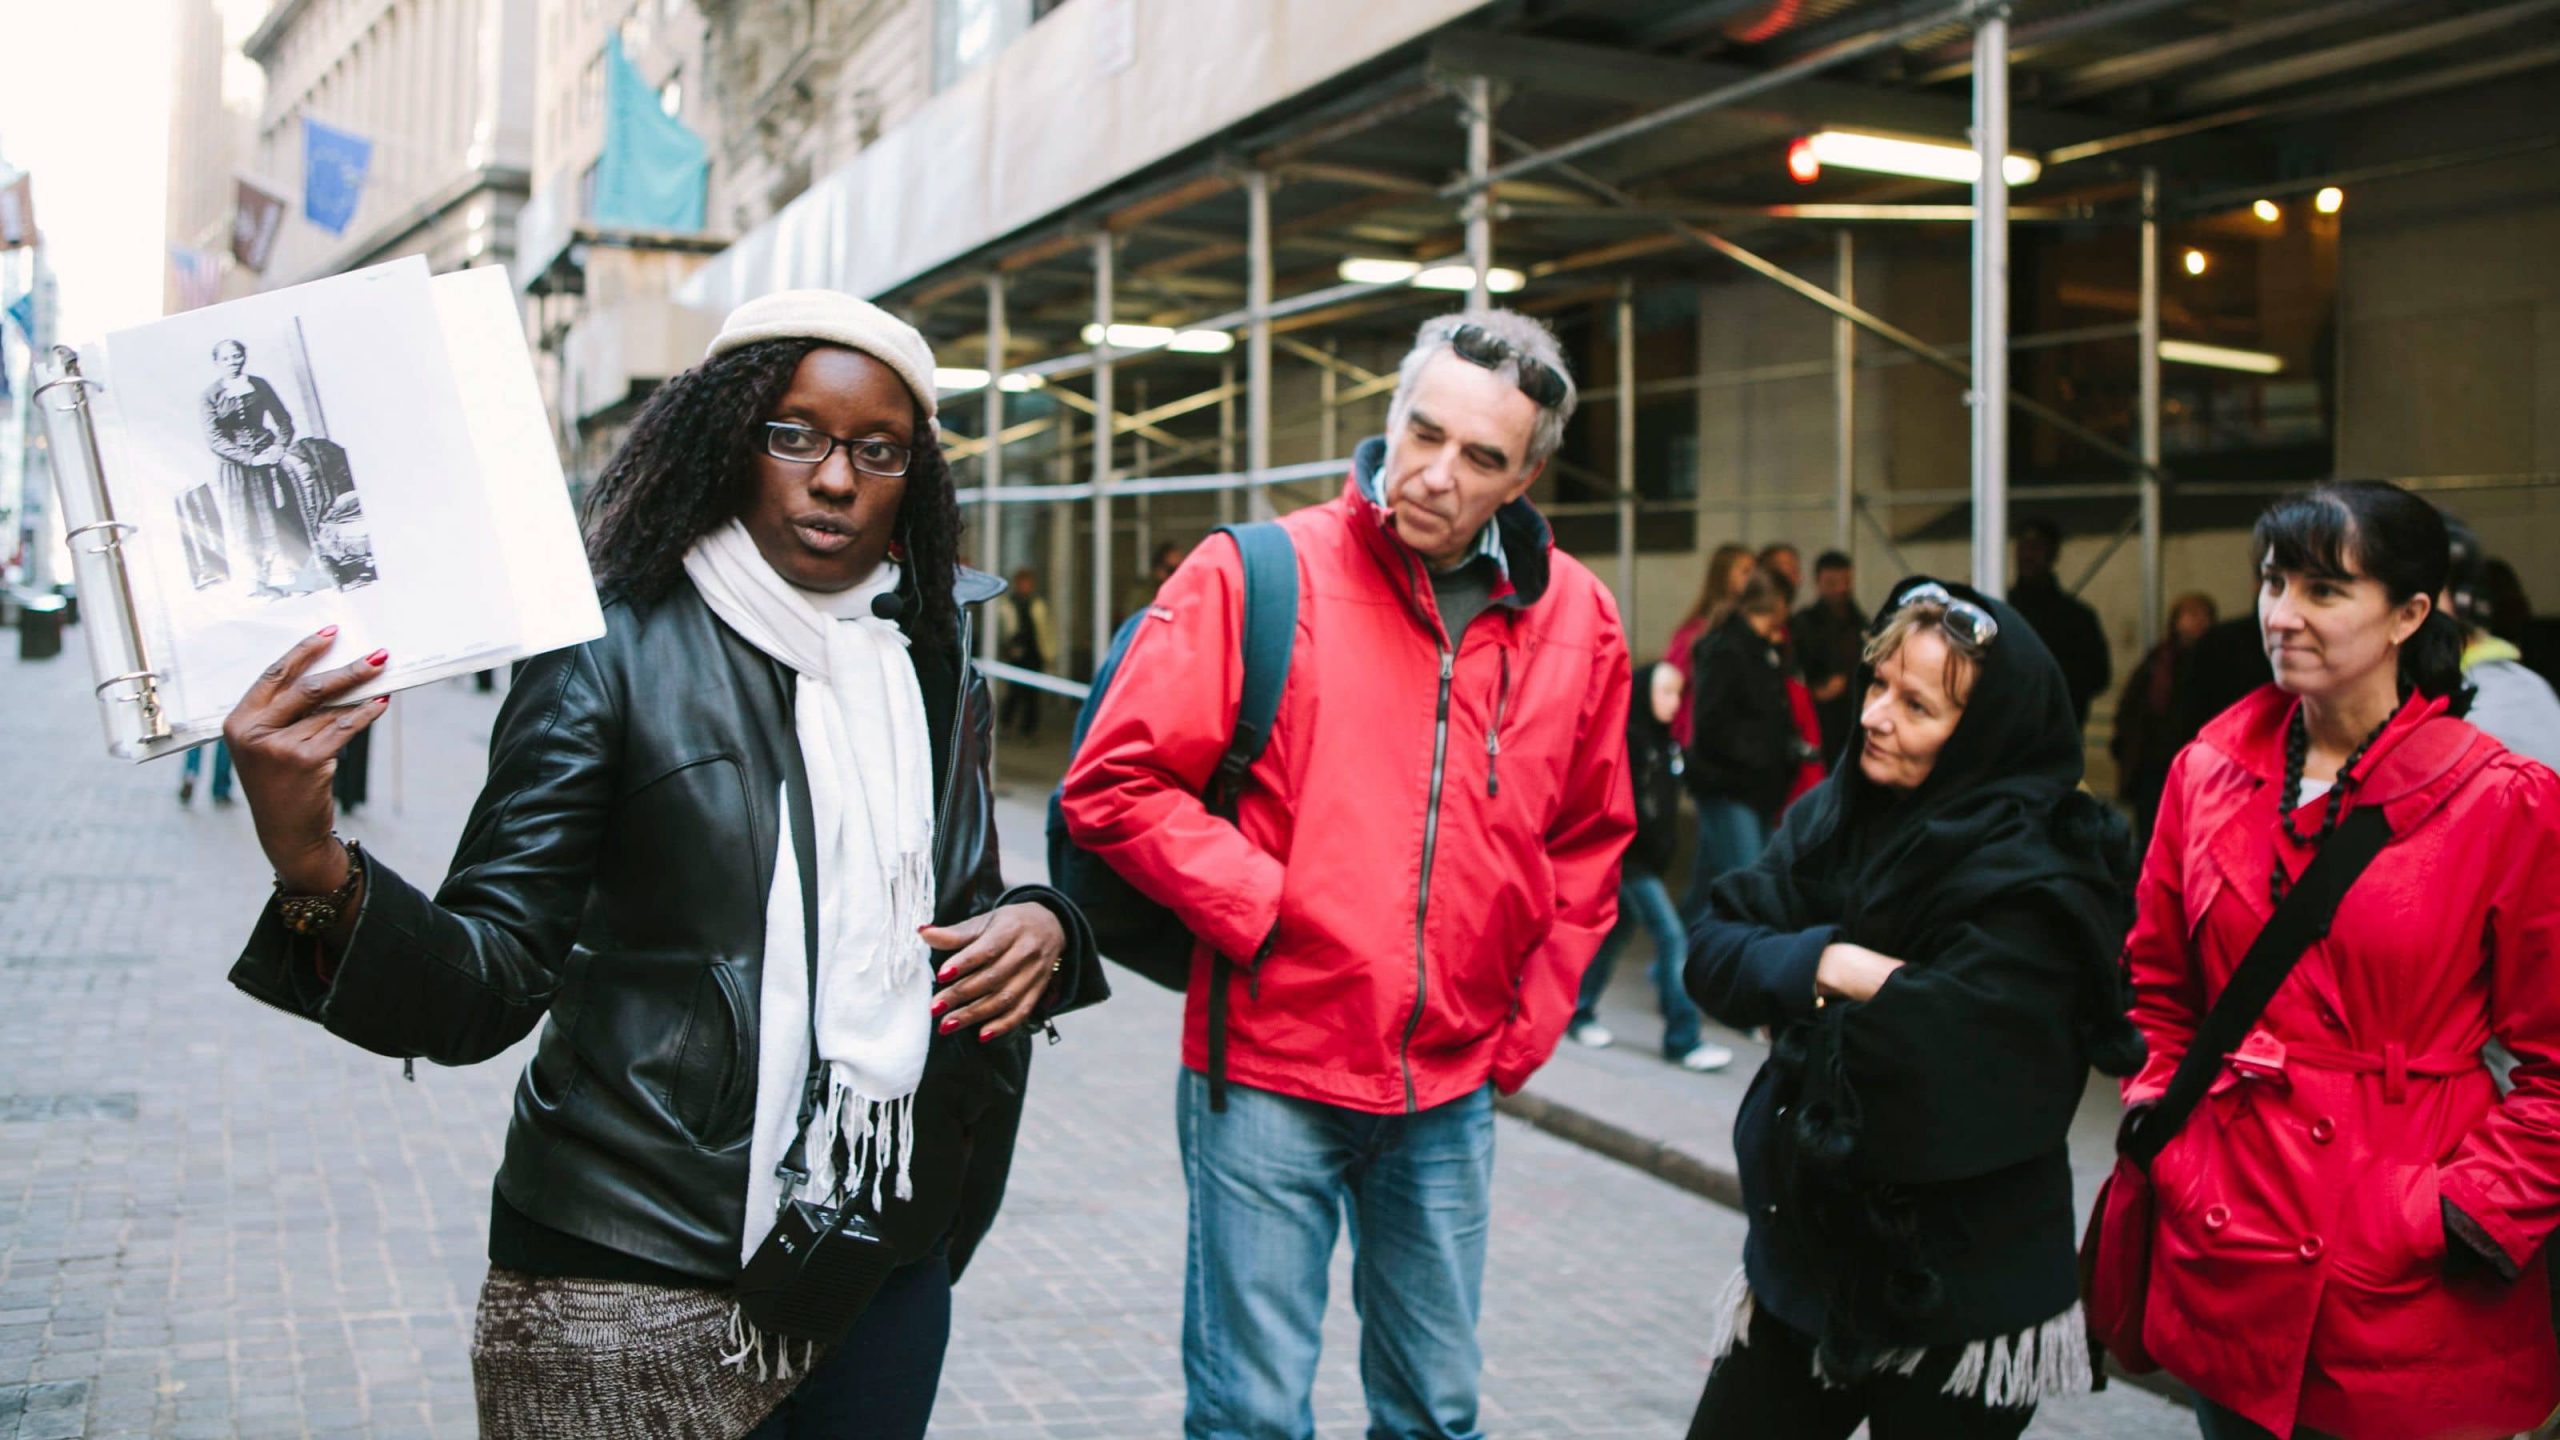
[2123,686,2560,1439]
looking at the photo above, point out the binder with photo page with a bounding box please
[35,257,604,761]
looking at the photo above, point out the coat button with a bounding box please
[2319,1005,2345,1030]
[2310,1117,2336,1144]
[2204,1205,2230,1231]
[2298,1236,2324,1262]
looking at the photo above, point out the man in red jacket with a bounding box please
[1061,310,1634,1440]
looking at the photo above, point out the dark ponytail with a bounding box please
[2251,480,2465,700]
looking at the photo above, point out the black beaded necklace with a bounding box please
[2269,696,2403,906]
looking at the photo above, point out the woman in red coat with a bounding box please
[2122,481,2560,1439]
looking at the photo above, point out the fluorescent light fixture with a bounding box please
[1803,130,2041,187]
[1412,264,1526,294]
[1339,257,1421,285]
[1080,323,1178,350]
[1168,330,1235,354]
[2315,186,2344,215]
[936,368,1046,393]
[2252,199,2281,223]
[2182,248,2209,276]
[2159,339,2282,375]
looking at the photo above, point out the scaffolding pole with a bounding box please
[2137,167,2164,653]
[1247,169,1275,521]
[1464,75,1495,310]
[1614,279,1636,634]
[1218,358,1239,525]
[1833,229,1855,556]
[1091,232,1117,672]
[1970,6,2012,598]
[981,273,1006,667]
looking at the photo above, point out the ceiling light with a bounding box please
[934,367,991,392]
[2182,248,2208,276]
[1786,137,1821,185]
[1339,257,1421,285]
[1803,130,2041,188]
[998,373,1044,392]
[2159,339,2282,375]
[1413,264,1526,294]
[1168,330,1235,354]
[2315,186,2344,215]
[1080,323,1177,350]
[2252,199,2281,224]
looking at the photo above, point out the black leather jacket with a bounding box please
[230,570,1103,1283]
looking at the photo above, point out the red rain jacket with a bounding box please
[1060,463,1634,1113]
[2124,686,2560,1439]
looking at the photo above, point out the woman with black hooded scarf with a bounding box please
[1682,577,2145,1438]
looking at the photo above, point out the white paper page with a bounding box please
[90,258,518,733]
[430,266,604,662]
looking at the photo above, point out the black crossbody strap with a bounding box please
[777,679,829,1197]
[2124,805,2392,1167]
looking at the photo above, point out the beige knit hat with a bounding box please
[706,289,939,422]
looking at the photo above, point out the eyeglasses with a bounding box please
[1892,582,2000,648]
[763,422,913,477]
[1446,323,1569,411]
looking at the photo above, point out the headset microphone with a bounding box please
[870,589,908,621]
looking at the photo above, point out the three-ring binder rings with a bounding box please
[34,257,604,762]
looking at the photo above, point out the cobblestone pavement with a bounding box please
[0,642,2192,1437]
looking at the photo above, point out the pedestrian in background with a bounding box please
[178,739,234,806]
[1756,542,1801,605]
[1062,309,1632,1440]
[2110,591,2218,839]
[2115,481,2560,1440]
[996,565,1054,739]
[2447,516,2560,768]
[2007,517,2111,729]
[220,292,1101,1440]
[1570,660,1732,1074]
[1794,550,1864,766]
[1666,542,1758,750]
[1681,570,1804,919]
[1684,578,2143,1438]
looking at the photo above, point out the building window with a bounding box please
[934,0,1032,92]
[659,73,682,119]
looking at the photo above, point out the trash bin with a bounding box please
[17,593,67,661]
[53,583,78,628]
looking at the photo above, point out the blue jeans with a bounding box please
[2191,1393,2341,1440]
[1178,1070,1495,1440]
[180,741,233,800]
[1681,796,1772,922]
[1575,870,1704,1056]
[744,1252,951,1440]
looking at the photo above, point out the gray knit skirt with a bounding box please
[471,1266,825,1439]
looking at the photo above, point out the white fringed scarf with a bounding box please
[681,522,937,1375]
[1703,1268,2092,1410]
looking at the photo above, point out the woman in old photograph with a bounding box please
[200,338,299,593]
[218,291,1103,1440]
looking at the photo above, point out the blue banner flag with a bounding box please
[5,292,32,343]
[591,33,707,233]
[302,118,373,235]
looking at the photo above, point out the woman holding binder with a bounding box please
[218,291,1102,1440]
[2110,481,2560,1440]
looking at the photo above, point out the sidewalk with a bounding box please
[0,638,2190,1437]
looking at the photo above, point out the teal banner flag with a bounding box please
[592,34,707,232]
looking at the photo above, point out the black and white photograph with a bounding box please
[176,327,378,597]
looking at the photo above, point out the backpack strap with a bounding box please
[1204,521,1297,1113]
[2123,805,2392,1167]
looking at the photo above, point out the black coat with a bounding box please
[1685,612,1798,820]
[230,572,1104,1283]
[2006,574,2111,727]
[1793,597,1866,765]
[1685,578,2140,1369]
[1626,679,1686,878]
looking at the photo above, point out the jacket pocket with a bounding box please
[2332,1163,2446,1293]
[670,960,752,1144]
[568,949,735,1143]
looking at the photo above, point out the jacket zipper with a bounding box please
[1392,544,1457,1114]
[1485,650,1511,798]
[931,612,975,872]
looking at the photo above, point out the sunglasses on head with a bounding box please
[1446,323,1569,411]
[1892,582,2000,649]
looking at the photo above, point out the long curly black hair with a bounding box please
[583,337,964,657]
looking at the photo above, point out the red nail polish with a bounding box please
[939,1017,959,1033]
[374,695,391,706]
[930,1000,946,1016]
[365,649,389,667]
[937,966,957,983]
[977,1030,996,1044]
[318,625,340,639]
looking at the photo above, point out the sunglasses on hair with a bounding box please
[1892,582,2000,648]
[1447,324,1569,411]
